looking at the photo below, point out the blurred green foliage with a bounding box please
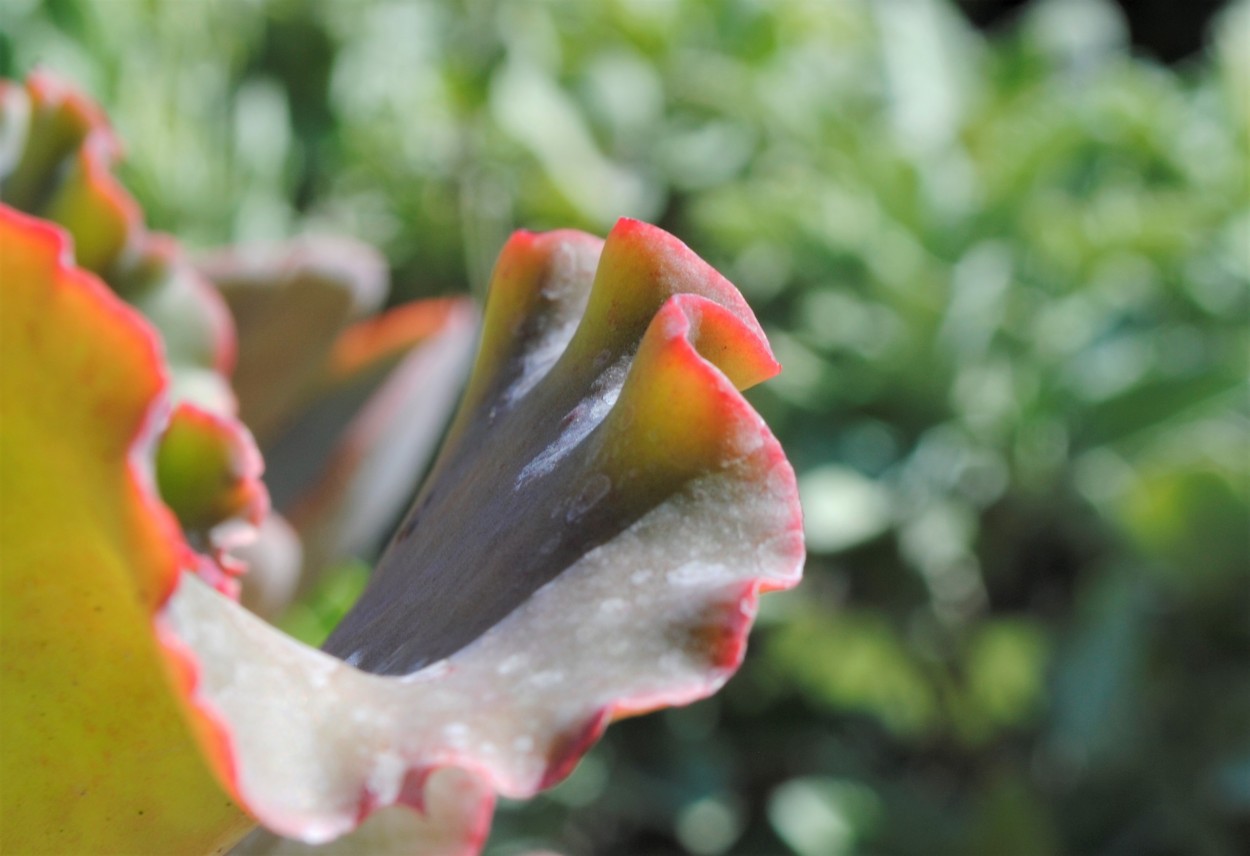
[4,0,1246,852]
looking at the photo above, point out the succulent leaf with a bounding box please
[0,73,135,259]
[202,237,479,609]
[0,205,252,854]
[232,771,493,855]
[0,73,232,384]
[280,298,478,592]
[199,238,390,444]
[326,218,790,672]
[156,402,268,560]
[0,71,802,854]
[0,71,266,586]
[161,219,803,847]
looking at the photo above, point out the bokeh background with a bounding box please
[4,0,1247,853]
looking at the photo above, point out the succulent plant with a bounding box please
[0,71,803,853]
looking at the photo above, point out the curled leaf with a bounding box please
[200,238,389,443]
[0,73,236,396]
[202,236,479,609]
[328,218,788,670]
[0,72,137,271]
[0,71,266,592]
[163,218,803,847]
